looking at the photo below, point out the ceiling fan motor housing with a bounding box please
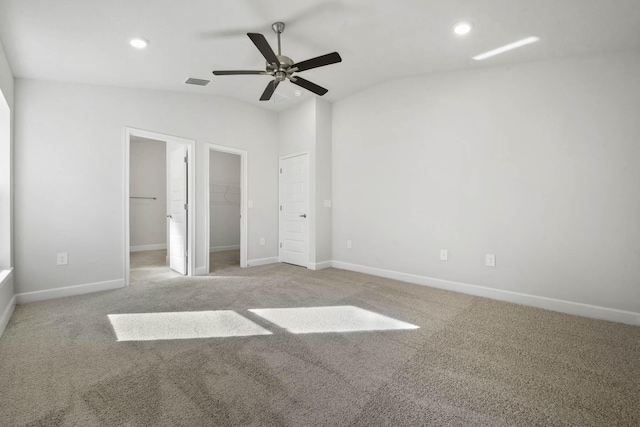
[267,55,294,81]
[276,55,294,67]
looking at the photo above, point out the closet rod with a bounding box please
[130,196,157,200]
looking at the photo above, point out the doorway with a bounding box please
[205,143,248,273]
[124,128,195,285]
[279,153,310,267]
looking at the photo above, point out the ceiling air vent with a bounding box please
[185,78,210,86]
[272,92,289,104]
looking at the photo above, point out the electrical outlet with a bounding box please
[440,249,448,261]
[260,237,265,246]
[57,252,68,266]
[347,240,352,249]
[485,254,496,267]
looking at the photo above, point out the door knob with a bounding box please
[166,214,172,218]
[299,214,307,218]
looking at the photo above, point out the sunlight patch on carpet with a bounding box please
[108,311,272,341]
[248,306,420,334]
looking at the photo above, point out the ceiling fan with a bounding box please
[212,22,342,101]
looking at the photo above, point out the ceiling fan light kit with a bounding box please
[213,22,342,101]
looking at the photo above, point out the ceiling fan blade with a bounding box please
[247,33,280,66]
[292,52,341,72]
[260,80,280,101]
[212,70,267,75]
[290,77,328,96]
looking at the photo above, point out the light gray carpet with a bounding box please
[129,250,182,285]
[1,253,639,426]
[129,249,241,284]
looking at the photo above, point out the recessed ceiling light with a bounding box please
[294,90,302,97]
[473,36,539,61]
[453,22,472,36]
[129,37,149,49]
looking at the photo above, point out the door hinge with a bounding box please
[184,155,188,163]
[184,203,188,210]
[280,168,282,173]
[280,243,282,248]
[280,205,282,211]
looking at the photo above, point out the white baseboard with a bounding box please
[130,244,167,252]
[16,279,125,304]
[332,261,640,326]
[209,245,240,253]
[308,261,332,271]
[195,267,208,276]
[247,257,278,267]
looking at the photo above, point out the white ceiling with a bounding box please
[1,0,639,111]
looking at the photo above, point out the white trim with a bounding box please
[204,143,248,274]
[331,261,640,326]
[308,261,332,270]
[0,295,15,338]
[195,267,208,276]
[0,268,11,287]
[124,127,196,285]
[0,268,15,337]
[210,245,240,253]
[15,279,125,304]
[130,244,167,252]
[247,257,278,267]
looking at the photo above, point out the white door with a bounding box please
[279,154,309,267]
[168,145,188,274]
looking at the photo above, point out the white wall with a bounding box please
[0,40,13,269]
[278,98,332,268]
[332,51,640,315]
[129,137,166,250]
[0,39,14,336]
[14,79,279,294]
[315,99,332,264]
[209,150,241,250]
[279,99,317,264]
[0,87,10,268]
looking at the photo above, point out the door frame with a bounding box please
[205,143,248,271]
[278,151,310,266]
[124,127,196,285]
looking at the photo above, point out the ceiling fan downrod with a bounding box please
[272,22,285,56]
